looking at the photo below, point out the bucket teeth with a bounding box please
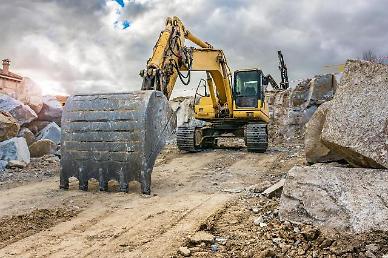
[60,91,176,194]
[99,169,109,191]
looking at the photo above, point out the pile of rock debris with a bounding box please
[0,93,62,171]
[267,73,337,145]
[280,59,388,234]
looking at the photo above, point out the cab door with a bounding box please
[233,70,263,108]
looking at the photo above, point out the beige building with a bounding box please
[0,59,23,98]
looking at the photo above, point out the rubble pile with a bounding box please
[280,60,388,235]
[268,74,337,144]
[178,193,388,258]
[0,91,63,171]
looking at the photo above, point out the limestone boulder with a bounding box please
[0,137,30,164]
[38,96,63,125]
[0,111,20,141]
[305,102,342,163]
[279,165,388,233]
[36,122,61,144]
[29,139,57,157]
[0,94,37,125]
[17,127,36,146]
[321,60,388,168]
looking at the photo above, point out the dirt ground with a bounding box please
[0,142,386,257]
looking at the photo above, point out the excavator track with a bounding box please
[245,123,268,152]
[176,126,197,152]
[60,90,175,194]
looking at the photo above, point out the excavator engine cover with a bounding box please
[60,90,176,194]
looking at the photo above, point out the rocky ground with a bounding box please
[0,154,59,190]
[0,140,385,257]
[178,193,388,258]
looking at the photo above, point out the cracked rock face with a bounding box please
[321,60,388,168]
[304,102,343,163]
[279,165,388,233]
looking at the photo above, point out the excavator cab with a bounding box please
[233,69,264,108]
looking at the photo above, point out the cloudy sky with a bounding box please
[1,0,387,95]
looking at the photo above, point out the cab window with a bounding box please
[234,70,262,108]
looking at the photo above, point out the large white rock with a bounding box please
[0,94,37,125]
[321,60,388,168]
[0,137,30,164]
[279,165,388,233]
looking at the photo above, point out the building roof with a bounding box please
[0,68,23,82]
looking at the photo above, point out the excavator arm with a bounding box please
[140,16,234,115]
[263,51,289,90]
[140,16,211,97]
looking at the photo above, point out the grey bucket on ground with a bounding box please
[60,90,176,194]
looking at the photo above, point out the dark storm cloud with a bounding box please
[0,0,387,95]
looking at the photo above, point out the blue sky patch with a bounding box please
[122,20,131,29]
[114,0,125,8]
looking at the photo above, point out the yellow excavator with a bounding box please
[60,16,288,194]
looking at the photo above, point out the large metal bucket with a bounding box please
[60,90,176,194]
